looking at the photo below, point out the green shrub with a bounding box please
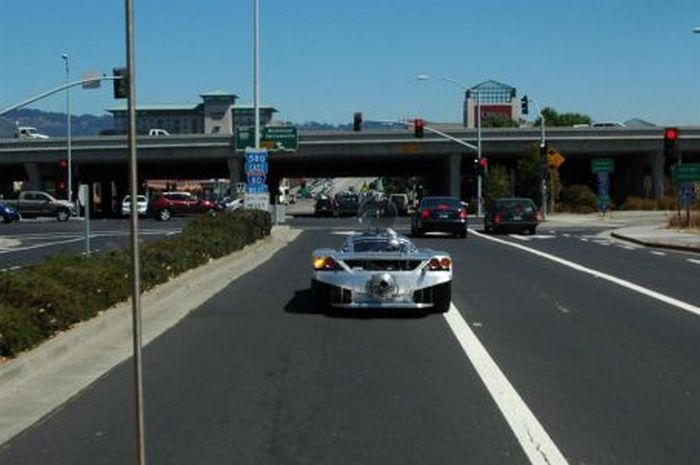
[560,184,597,213]
[0,210,271,358]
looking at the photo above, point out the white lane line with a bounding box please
[617,244,638,251]
[650,251,666,256]
[509,234,530,241]
[0,237,84,254]
[444,305,568,465]
[688,258,700,266]
[471,229,700,317]
[580,238,588,242]
[562,233,571,238]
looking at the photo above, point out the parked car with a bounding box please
[411,196,468,238]
[121,195,149,216]
[311,197,452,312]
[150,192,217,221]
[3,191,75,221]
[484,197,541,235]
[314,196,336,216]
[0,202,21,223]
[334,192,361,216]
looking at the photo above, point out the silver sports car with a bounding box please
[310,197,452,312]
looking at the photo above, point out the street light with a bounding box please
[61,53,72,204]
[417,74,483,216]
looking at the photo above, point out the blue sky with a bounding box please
[2,0,700,125]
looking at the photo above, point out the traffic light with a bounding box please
[414,118,424,138]
[58,159,68,194]
[113,67,127,99]
[353,112,362,131]
[664,127,679,165]
[477,157,488,176]
[521,95,529,115]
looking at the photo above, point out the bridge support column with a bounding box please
[444,154,461,198]
[652,152,665,199]
[227,156,243,194]
[23,163,42,190]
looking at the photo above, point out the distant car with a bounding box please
[121,195,149,216]
[150,192,217,221]
[311,198,452,313]
[591,122,625,128]
[484,197,541,235]
[148,128,170,136]
[0,202,20,223]
[334,192,361,216]
[17,126,49,140]
[411,196,468,238]
[390,193,410,216]
[314,196,336,216]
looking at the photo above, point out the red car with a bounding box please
[150,192,217,221]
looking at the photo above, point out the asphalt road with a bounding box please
[1,217,699,464]
[0,217,184,271]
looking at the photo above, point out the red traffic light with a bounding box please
[664,127,678,141]
[414,118,424,138]
[58,181,66,190]
[59,159,68,169]
[479,157,488,168]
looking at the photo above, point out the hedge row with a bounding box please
[0,210,271,358]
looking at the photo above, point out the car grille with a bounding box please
[343,260,423,271]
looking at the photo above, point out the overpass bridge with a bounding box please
[1,127,698,215]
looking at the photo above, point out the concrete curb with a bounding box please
[0,225,302,447]
[610,230,700,253]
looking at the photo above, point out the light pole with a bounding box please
[529,97,547,218]
[253,0,260,149]
[61,53,72,204]
[417,74,484,216]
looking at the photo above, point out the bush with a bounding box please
[560,185,597,213]
[0,210,271,358]
[668,211,700,229]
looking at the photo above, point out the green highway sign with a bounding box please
[591,158,615,174]
[671,163,700,182]
[236,126,298,151]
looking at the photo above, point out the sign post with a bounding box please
[244,147,270,212]
[78,184,90,255]
[592,158,615,214]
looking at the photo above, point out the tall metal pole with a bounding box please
[124,0,146,464]
[253,0,260,149]
[476,91,483,217]
[62,54,72,204]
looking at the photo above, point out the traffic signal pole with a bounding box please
[530,98,547,218]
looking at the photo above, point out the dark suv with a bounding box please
[484,197,540,234]
[150,192,217,221]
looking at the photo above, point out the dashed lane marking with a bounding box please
[444,305,569,465]
[650,251,666,256]
[471,228,700,317]
[688,258,700,266]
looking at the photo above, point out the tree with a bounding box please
[533,107,591,127]
[485,164,511,203]
[516,144,544,206]
[481,114,518,128]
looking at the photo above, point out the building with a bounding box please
[463,80,519,128]
[107,90,277,135]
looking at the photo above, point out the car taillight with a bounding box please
[459,208,467,219]
[313,256,342,271]
[494,213,502,223]
[535,210,542,222]
[420,209,431,219]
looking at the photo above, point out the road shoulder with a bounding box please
[0,225,302,447]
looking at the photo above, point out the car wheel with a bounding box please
[311,280,331,313]
[433,282,451,313]
[529,226,537,235]
[2,216,9,224]
[56,208,70,222]
[459,229,468,238]
[158,208,172,221]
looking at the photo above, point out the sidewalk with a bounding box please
[545,211,700,253]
